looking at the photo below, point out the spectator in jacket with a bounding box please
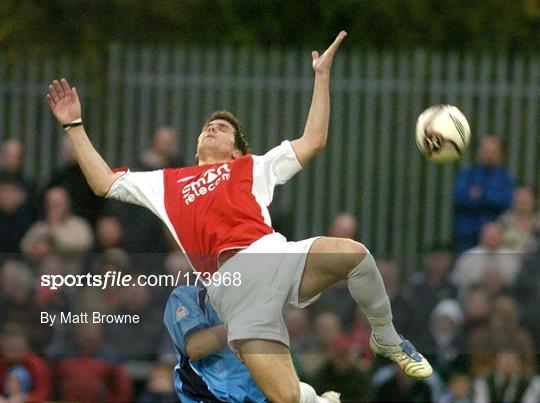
[439,372,473,403]
[498,186,539,253]
[473,348,540,402]
[406,244,457,349]
[0,174,35,255]
[50,322,133,402]
[310,335,371,401]
[0,261,53,352]
[371,363,443,402]
[21,187,93,272]
[107,284,162,361]
[0,139,37,215]
[513,225,540,365]
[451,222,520,299]
[469,295,535,377]
[48,137,103,225]
[453,135,515,253]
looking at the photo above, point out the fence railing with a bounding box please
[2,46,539,273]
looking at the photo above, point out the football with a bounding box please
[415,105,471,163]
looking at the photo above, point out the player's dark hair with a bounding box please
[204,111,251,155]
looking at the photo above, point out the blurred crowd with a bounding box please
[0,130,539,402]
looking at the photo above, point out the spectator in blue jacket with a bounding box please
[453,135,515,253]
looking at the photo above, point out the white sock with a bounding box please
[346,252,401,346]
[299,382,327,403]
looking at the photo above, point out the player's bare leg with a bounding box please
[236,339,339,402]
[299,237,433,379]
[236,340,300,402]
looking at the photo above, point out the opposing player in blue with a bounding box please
[164,285,341,402]
[164,285,266,402]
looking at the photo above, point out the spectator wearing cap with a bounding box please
[0,323,51,402]
[3,365,33,401]
[426,299,468,379]
[453,135,515,253]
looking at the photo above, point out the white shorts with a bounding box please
[206,232,321,349]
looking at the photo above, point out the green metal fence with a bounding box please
[2,46,539,272]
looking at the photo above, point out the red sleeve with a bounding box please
[106,364,133,402]
[24,355,52,402]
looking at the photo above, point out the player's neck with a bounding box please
[198,156,234,166]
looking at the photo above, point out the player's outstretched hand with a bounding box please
[46,78,81,125]
[312,31,347,75]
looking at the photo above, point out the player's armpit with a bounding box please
[184,325,228,360]
[103,172,128,197]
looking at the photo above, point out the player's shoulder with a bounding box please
[168,285,203,306]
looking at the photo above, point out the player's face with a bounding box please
[197,119,238,160]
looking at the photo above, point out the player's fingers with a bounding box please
[71,87,79,102]
[327,30,347,53]
[48,84,60,103]
[60,78,71,94]
[311,50,319,61]
[53,80,65,98]
[46,94,56,109]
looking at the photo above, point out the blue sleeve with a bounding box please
[453,168,481,212]
[163,286,210,356]
[481,170,514,211]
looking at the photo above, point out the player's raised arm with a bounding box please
[47,78,121,197]
[291,31,346,167]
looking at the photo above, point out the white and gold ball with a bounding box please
[415,105,471,163]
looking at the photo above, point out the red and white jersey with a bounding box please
[106,140,302,274]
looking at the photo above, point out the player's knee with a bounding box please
[336,238,368,272]
[267,382,300,403]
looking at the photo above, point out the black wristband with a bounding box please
[62,119,83,132]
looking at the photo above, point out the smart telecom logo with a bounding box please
[181,163,231,205]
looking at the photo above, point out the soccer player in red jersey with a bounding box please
[47,32,432,402]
